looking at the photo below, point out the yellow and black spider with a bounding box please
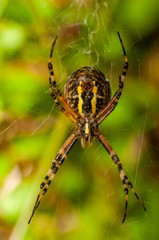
[28,32,146,224]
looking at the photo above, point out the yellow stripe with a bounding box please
[85,122,89,134]
[91,81,97,114]
[77,81,83,115]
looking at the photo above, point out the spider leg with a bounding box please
[48,36,79,123]
[96,32,128,125]
[28,131,79,224]
[96,131,146,223]
[49,76,77,123]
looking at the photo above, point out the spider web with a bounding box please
[0,0,159,239]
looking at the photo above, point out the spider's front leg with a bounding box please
[48,36,79,123]
[96,32,128,124]
[96,131,146,223]
[28,131,79,224]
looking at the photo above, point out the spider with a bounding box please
[28,32,146,224]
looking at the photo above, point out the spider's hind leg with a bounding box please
[28,132,79,224]
[28,162,57,224]
[96,131,146,223]
[117,161,146,223]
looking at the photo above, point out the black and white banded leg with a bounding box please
[96,131,146,223]
[28,131,79,224]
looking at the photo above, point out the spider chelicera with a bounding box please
[28,32,146,224]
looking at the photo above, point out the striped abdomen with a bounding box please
[64,67,111,117]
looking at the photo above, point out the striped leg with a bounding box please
[96,131,146,223]
[96,32,128,125]
[49,76,77,123]
[28,131,79,224]
[48,36,79,122]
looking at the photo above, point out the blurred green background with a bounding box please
[0,0,159,239]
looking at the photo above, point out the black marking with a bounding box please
[124,62,128,69]
[48,63,52,70]
[113,101,118,106]
[124,188,128,194]
[135,193,139,200]
[42,188,47,195]
[45,175,49,180]
[56,153,62,161]
[58,157,65,165]
[72,97,79,112]
[52,81,57,87]
[36,201,40,209]
[122,71,126,76]
[53,167,58,174]
[50,36,58,58]
[40,183,45,189]
[47,180,51,185]
[118,163,122,171]
[122,179,125,184]
[124,175,128,180]
[117,32,127,57]
[122,215,126,223]
[128,182,133,188]
[116,91,122,99]
[119,81,124,88]
[51,162,56,169]
[81,91,94,115]
[112,155,119,163]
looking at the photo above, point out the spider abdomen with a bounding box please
[64,67,111,117]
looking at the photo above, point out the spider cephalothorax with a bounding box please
[28,32,146,224]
